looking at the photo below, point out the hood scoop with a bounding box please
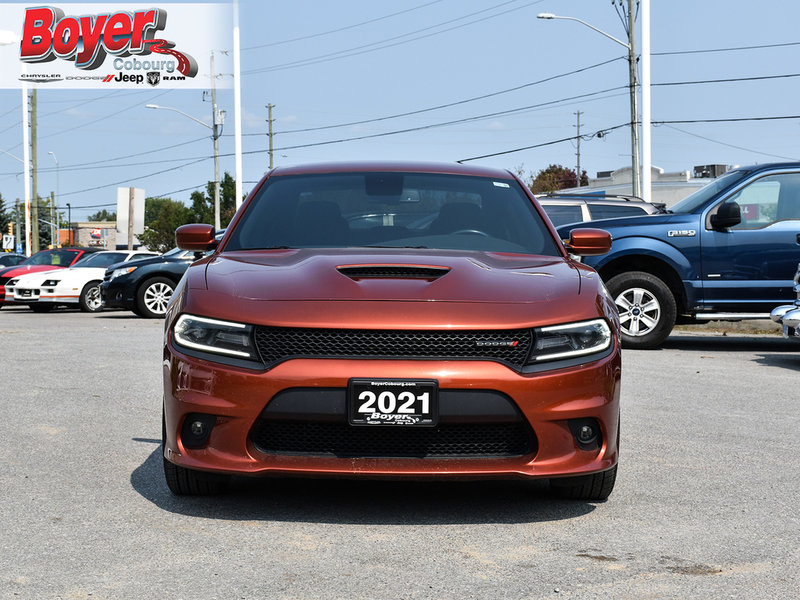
[337,265,451,281]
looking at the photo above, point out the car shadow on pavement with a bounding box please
[662,333,798,354]
[130,444,597,524]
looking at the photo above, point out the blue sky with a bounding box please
[2,0,800,222]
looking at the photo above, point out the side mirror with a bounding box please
[176,224,217,251]
[710,201,741,230]
[563,228,612,256]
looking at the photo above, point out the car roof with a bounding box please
[268,161,515,179]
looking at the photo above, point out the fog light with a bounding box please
[578,425,596,444]
[568,418,602,450]
[180,413,217,449]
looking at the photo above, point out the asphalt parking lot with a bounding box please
[1,306,798,600]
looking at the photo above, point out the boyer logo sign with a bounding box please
[0,3,230,89]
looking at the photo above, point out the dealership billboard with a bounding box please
[0,3,232,88]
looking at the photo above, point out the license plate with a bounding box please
[348,379,438,427]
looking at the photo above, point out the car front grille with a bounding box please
[253,327,533,369]
[251,419,535,458]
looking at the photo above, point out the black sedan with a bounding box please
[100,247,203,318]
[100,232,223,318]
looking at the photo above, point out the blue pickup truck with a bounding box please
[558,162,800,349]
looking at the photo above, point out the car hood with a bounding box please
[0,264,66,280]
[14,266,106,286]
[105,253,192,273]
[200,249,581,304]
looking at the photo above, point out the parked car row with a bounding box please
[0,230,227,317]
[4,250,158,312]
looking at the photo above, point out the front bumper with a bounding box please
[7,284,78,304]
[770,303,800,340]
[163,343,621,480]
[769,274,800,340]
[100,278,136,309]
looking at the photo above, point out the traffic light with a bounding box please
[7,222,12,235]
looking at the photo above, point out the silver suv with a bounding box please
[536,193,665,228]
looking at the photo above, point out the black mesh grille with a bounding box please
[251,420,535,458]
[253,327,533,368]
[337,266,450,280]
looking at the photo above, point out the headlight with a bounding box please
[529,318,612,363]
[7,279,19,286]
[42,279,60,286]
[173,314,258,360]
[109,266,137,280]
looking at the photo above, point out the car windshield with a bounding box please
[162,247,184,257]
[670,169,750,213]
[225,172,560,256]
[72,252,129,268]
[21,249,81,266]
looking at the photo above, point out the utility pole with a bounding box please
[266,103,275,170]
[50,191,55,248]
[30,89,39,253]
[627,0,641,198]
[15,199,20,250]
[575,110,582,187]
[210,52,222,231]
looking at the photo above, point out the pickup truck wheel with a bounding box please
[606,271,676,349]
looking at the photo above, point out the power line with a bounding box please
[242,0,541,75]
[271,57,626,135]
[653,72,800,87]
[457,123,630,162]
[654,115,800,125]
[653,40,800,56]
[58,157,208,198]
[242,0,446,50]
[661,124,798,161]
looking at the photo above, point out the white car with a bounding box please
[6,250,158,313]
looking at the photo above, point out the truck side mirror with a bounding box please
[710,201,741,230]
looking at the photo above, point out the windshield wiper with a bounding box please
[359,245,429,249]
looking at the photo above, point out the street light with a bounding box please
[48,151,59,247]
[146,103,225,230]
[537,10,642,198]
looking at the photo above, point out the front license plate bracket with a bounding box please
[348,379,438,427]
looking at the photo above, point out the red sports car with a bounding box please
[162,162,620,500]
[0,247,99,309]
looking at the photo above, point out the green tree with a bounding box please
[88,209,116,222]
[0,193,10,237]
[523,164,588,194]
[189,172,239,227]
[138,197,194,253]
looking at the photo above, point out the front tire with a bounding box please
[78,281,103,312]
[606,271,676,349]
[135,277,174,319]
[550,465,617,501]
